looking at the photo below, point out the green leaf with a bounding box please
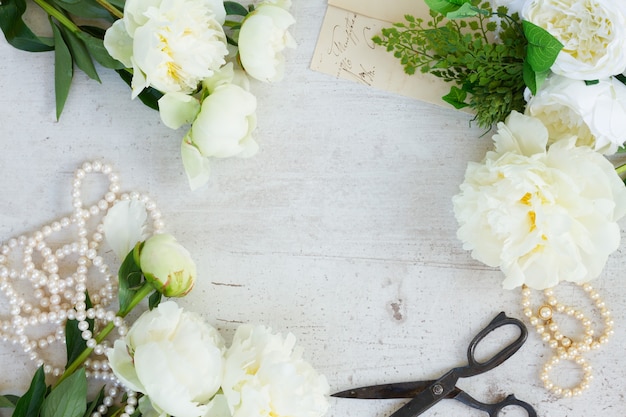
[446,3,488,19]
[115,69,163,111]
[65,292,94,369]
[0,394,18,407]
[442,86,469,109]
[118,245,143,313]
[107,0,125,8]
[425,0,469,15]
[41,368,87,417]
[584,79,599,86]
[523,20,563,72]
[615,73,626,86]
[0,0,54,51]
[148,289,162,310]
[522,60,548,95]
[224,1,248,16]
[13,366,46,417]
[58,25,100,82]
[51,0,114,19]
[83,387,105,417]
[76,31,125,69]
[52,22,73,120]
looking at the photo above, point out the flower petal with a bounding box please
[181,135,211,190]
[158,93,201,129]
[102,199,148,260]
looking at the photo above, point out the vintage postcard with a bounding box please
[310,0,454,109]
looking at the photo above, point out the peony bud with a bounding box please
[139,234,196,297]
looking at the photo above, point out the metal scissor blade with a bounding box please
[332,381,461,400]
[386,371,459,417]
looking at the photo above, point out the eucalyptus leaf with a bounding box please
[0,0,54,51]
[0,394,18,408]
[76,31,125,69]
[58,25,101,82]
[442,85,469,109]
[41,368,87,417]
[52,22,73,120]
[224,0,248,16]
[13,366,46,417]
[523,20,563,73]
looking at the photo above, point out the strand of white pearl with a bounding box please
[0,161,162,411]
[521,283,614,397]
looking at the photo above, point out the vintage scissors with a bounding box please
[333,312,536,417]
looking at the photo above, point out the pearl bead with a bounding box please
[0,161,165,382]
[521,283,613,398]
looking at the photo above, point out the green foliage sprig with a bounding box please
[0,0,253,119]
[372,0,562,128]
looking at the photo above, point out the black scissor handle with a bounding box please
[459,312,528,377]
[455,391,537,417]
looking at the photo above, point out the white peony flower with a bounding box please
[181,65,259,190]
[102,199,148,260]
[139,233,196,297]
[453,111,626,290]
[222,325,330,417]
[188,84,258,159]
[522,0,626,80]
[525,75,626,154]
[104,0,228,97]
[107,301,225,417]
[238,3,297,82]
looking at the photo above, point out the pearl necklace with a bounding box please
[521,283,613,397]
[0,161,162,415]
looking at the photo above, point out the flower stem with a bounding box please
[54,282,155,387]
[616,163,626,177]
[32,0,80,33]
[94,0,124,19]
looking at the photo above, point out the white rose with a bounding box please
[452,111,626,290]
[522,0,626,80]
[222,325,330,417]
[238,4,297,82]
[107,301,225,417]
[104,0,228,97]
[526,75,626,154]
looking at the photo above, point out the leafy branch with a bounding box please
[372,0,562,128]
[0,0,124,118]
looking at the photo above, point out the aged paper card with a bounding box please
[310,0,454,109]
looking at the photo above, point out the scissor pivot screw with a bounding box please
[432,384,444,396]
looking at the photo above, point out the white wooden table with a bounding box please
[0,1,625,416]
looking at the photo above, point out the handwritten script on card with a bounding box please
[310,0,455,109]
